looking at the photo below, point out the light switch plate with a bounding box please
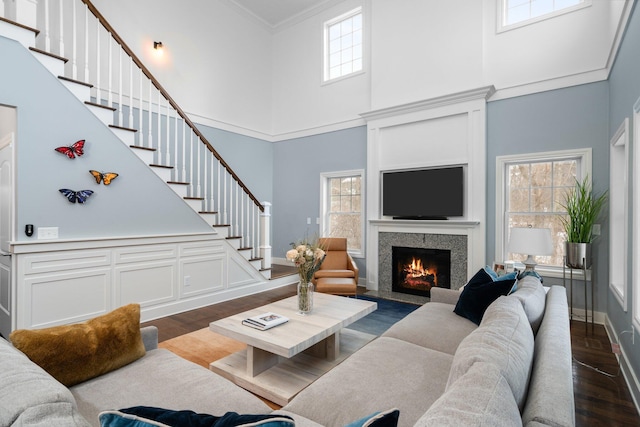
[37,227,59,239]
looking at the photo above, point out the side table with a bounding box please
[563,256,594,334]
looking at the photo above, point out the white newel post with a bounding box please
[260,201,272,270]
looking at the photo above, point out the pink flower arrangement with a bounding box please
[286,240,326,283]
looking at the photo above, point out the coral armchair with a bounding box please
[312,237,358,296]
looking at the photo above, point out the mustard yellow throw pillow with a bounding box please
[10,303,146,387]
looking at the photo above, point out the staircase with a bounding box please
[0,0,272,278]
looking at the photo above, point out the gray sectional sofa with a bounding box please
[1,275,574,427]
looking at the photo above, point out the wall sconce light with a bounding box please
[153,41,163,54]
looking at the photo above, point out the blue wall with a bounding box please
[272,126,367,270]
[486,82,610,310]
[196,125,273,205]
[608,0,640,397]
[0,36,211,240]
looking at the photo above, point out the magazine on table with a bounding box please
[242,312,289,330]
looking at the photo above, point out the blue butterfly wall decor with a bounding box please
[59,189,94,204]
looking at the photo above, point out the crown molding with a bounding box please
[359,86,496,122]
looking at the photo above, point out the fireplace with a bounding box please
[392,246,451,297]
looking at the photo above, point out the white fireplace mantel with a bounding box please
[363,87,492,291]
[370,219,480,229]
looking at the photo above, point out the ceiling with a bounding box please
[228,0,339,28]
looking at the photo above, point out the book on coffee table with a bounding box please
[242,312,289,330]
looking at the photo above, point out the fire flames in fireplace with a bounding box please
[392,246,451,297]
[403,257,438,287]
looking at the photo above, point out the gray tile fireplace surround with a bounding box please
[372,232,468,304]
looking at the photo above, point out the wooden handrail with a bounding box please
[81,0,264,211]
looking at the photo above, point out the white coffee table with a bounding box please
[209,293,376,405]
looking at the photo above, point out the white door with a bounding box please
[0,126,15,338]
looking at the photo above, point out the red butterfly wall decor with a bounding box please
[54,140,85,159]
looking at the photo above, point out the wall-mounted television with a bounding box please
[382,166,464,220]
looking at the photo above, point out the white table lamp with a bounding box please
[508,227,553,272]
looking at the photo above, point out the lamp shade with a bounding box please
[508,227,553,257]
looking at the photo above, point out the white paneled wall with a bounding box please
[12,235,273,330]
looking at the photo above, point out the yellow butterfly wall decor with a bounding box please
[89,170,119,185]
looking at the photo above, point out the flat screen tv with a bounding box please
[382,166,464,220]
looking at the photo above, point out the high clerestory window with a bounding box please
[324,8,363,82]
[500,0,591,31]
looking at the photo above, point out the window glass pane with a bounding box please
[531,162,552,186]
[324,173,363,253]
[504,155,580,268]
[509,164,530,187]
[341,18,353,35]
[505,0,585,26]
[325,10,363,81]
[330,196,341,211]
[352,14,362,30]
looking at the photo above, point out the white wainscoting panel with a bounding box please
[24,269,111,328]
[8,234,284,331]
[115,260,177,307]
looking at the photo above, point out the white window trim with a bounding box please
[497,0,592,34]
[632,98,640,331]
[319,169,365,258]
[322,7,363,83]
[609,118,629,311]
[495,148,592,278]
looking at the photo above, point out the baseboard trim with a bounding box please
[605,316,640,416]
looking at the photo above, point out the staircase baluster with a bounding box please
[128,55,133,129]
[71,0,77,80]
[216,158,221,214]
[117,48,123,125]
[181,120,187,184]
[174,115,179,180]
[165,100,171,165]
[147,79,153,148]
[44,0,50,51]
[138,68,143,145]
[94,18,100,102]
[107,34,113,107]
[223,171,228,225]
[156,88,161,162]
[58,1,64,57]
[209,153,215,211]
[83,5,89,84]
[196,136,202,198]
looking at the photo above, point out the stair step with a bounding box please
[0,16,38,48]
[211,224,230,238]
[58,75,92,101]
[85,101,115,125]
[226,236,241,249]
[29,47,67,75]
[130,145,155,163]
[167,181,188,199]
[109,124,137,145]
[183,196,202,211]
[150,165,172,181]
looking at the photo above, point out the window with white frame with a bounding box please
[320,170,364,256]
[324,8,363,82]
[632,100,640,330]
[500,0,590,29]
[496,149,592,273]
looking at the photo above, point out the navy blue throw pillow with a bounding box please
[104,407,295,427]
[453,268,516,325]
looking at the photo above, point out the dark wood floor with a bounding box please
[142,280,640,427]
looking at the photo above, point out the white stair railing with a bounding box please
[1,0,270,268]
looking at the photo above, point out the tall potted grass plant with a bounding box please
[560,175,607,269]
